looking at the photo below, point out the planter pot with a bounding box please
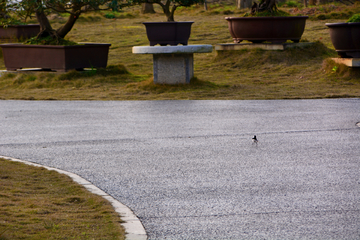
[325,22,360,58]
[0,43,111,72]
[225,16,308,43]
[143,22,194,46]
[0,24,40,40]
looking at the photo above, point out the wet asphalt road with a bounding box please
[1,99,359,239]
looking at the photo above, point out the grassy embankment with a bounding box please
[0,158,125,239]
[0,3,359,100]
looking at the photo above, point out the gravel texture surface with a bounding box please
[1,99,359,239]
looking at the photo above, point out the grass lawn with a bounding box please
[0,3,359,100]
[0,158,126,240]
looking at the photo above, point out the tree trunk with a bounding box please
[237,0,253,9]
[258,0,277,12]
[309,0,315,5]
[141,3,156,14]
[35,7,57,38]
[161,0,176,22]
[35,3,80,40]
[56,8,81,38]
[166,10,175,22]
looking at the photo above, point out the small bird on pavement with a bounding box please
[252,135,258,144]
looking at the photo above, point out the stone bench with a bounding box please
[132,45,213,84]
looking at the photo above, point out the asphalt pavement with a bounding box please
[1,99,359,239]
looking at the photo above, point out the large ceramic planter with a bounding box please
[0,24,40,40]
[325,22,360,58]
[0,43,111,72]
[225,16,308,43]
[143,22,193,46]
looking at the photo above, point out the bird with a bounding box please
[252,135,258,144]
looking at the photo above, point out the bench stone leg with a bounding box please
[153,53,194,84]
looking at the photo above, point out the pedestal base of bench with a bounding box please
[153,54,193,84]
[133,45,212,84]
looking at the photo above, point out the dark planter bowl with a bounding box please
[225,16,308,43]
[0,43,111,72]
[0,24,40,40]
[143,22,194,46]
[325,22,360,58]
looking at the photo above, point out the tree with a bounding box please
[12,0,126,42]
[1,0,21,23]
[132,0,203,21]
[8,0,202,43]
[0,0,9,18]
[250,0,278,14]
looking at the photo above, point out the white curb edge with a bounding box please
[0,156,148,240]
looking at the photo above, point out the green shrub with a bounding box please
[286,1,298,7]
[347,13,360,22]
[104,13,116,19]
[25,36,78,46]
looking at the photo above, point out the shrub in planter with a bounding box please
[325,14,360,58]
[225,0,308,43]
[9,0,126,44]
[133,0,203,46]
[0,0,128,71]
[347,13,360,23]
[142,21,194,46]
[134,0,203,22]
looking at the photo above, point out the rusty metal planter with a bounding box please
[325,22,360,58]
[0,43,111,72]
[143,22,194,46]
[225,16,308,43]
[0,25,40,40]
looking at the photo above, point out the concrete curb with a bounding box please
[0,155,147,240]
